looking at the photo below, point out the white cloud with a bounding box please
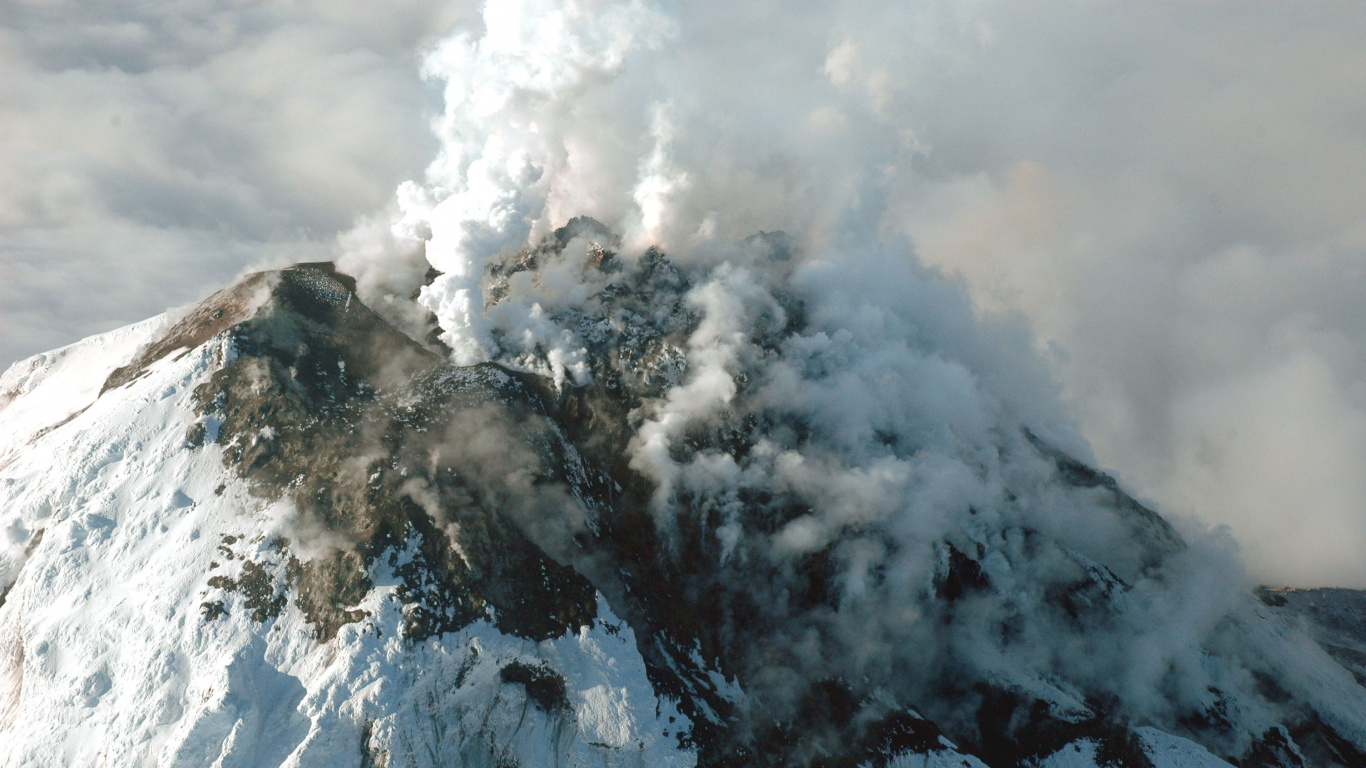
[0,0,469,365]
[6,0,1366,589]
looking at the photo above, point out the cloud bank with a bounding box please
[0,0,467,366]
[5,0,1366,588]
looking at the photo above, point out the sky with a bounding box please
[2,0,1365,589]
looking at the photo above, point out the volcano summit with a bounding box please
[2,224,1365,767]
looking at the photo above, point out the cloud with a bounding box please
[0,0,469,367]
[6,0,1365,592]
[879,2,1366,587]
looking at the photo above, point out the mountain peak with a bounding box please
[3,243,1366,767]
[101,263,385,396]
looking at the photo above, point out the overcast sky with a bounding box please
[3,0,1365,588]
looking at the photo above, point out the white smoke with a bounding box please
[396,0,675,364]
[325,0,1366,750]
[328,0,1366,594]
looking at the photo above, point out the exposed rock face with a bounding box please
[0,261,686,768]
[2,240,1366,767]
[182,264,599,645]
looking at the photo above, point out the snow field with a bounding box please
[0,326,694,767]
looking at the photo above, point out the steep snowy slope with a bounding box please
[1260,587,1366,687]
[0,314,170,470]
[1,250,1365,768]
[0,266,694,767]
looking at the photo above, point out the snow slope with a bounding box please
[0,323,693,767]
[0,314,169,470]
[1032,730,1233,768]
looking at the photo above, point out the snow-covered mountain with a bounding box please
[3,227,1366,767]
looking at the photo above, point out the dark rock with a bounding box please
[499,660,570,713]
